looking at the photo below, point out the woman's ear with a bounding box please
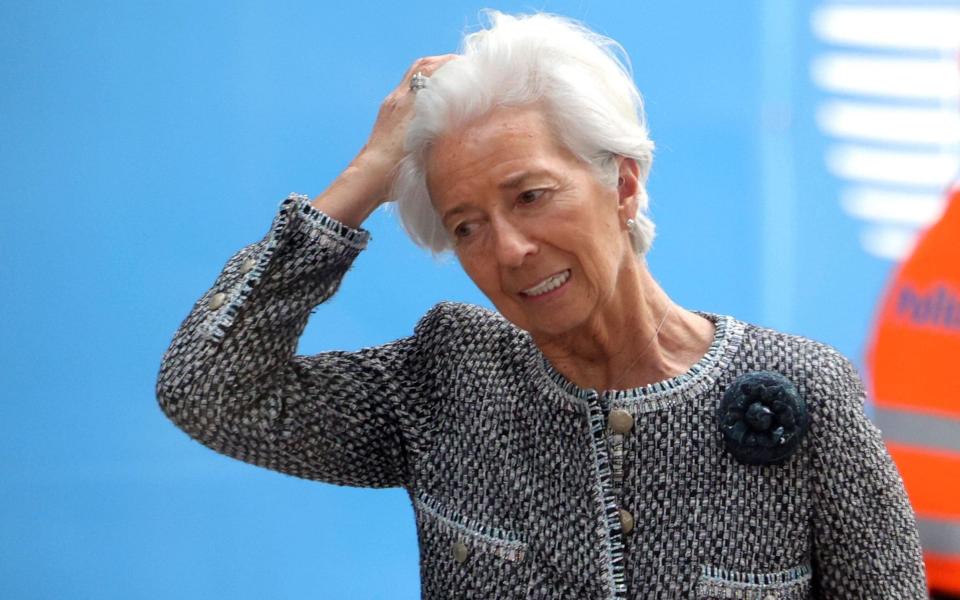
[616,156,641,217]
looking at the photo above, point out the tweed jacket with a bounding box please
[156,193,928,599]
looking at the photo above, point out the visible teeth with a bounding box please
[522,270,570,296]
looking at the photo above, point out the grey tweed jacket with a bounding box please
[157,193,928,599]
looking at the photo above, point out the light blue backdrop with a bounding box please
[3,1,951,598]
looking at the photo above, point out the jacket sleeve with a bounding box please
[809,353,928,597]
[156,193,438,489]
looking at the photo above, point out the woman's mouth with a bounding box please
[520,269,571,298]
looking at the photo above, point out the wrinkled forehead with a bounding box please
[424,104,581,198]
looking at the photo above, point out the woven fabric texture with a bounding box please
[157,193,928,599]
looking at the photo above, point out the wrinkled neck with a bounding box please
[533,258,714,392]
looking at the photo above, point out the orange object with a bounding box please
[884,443,960,519]
[867,184,960,595]
[925,552,960,595]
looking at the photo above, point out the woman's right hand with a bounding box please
[311,54,458,227]
[359,54,458,199]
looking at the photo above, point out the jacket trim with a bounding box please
[585,391,628,599]
[295,194,371,249]
[199,193,369,342]
[535,312,745,413]
[699,562,812,585]
[696,563,813,599]
[412,490,528,563]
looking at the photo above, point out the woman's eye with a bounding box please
[453,222,474,239]
[518,189,545,204]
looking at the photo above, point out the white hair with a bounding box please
[391,9,656,256]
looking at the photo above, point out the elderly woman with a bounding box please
[156,10,927,599]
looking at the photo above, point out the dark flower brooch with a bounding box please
[717,371,809,465]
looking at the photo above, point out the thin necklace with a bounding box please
[607,301,675,391]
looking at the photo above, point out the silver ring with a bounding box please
[410,71,427,92]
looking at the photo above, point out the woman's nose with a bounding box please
[492,219,537,268]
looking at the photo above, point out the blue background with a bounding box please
[2,1,953,598]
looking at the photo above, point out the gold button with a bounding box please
[609,409,634,434]
[452,540,469,564]
[240,256,256,274]
[208,292,227,310]
[619,508,635,534]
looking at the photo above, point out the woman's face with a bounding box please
[425,104,639,339]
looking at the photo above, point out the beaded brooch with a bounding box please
[717,371,809,465]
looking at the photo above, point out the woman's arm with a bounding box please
[156,54,459,488]
[155,194,439,488]
[809,354,928,597]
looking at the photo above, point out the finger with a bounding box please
[422,54,458,75]
[394,57,457,99]
[399,54,458,85]
[398,57,432,85]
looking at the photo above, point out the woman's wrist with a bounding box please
[310,152,392,229]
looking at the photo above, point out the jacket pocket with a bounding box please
[412,490,530,599]
[695,563,812,600]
